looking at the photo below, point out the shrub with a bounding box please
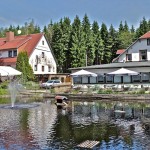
[97,88,113,94]
[137,89,145,94]
[0,81,9,89]
[0,88,8,95]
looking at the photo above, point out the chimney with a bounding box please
[6,31,14,41]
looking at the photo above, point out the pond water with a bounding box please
[0,98,150,150]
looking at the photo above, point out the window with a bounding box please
[42,40,44,45]
[132,75,140,83]
[139,50,147,61]
[106,75,113,83]
[98,75,105,83]
[34,65,37,71]
[48,66,51,72]
[8,51,12,57]
[42,66,44,72]
[141,73,149,82]
[13,50,17,57]
[126,54,132,61]
[35,55,38,64]
[42,52,45,58]
[8,50,17,57]
[147,39,150,45]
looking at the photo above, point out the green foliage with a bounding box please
[0,97,10,103]
[138,89,146,94]
[82,14,95,66]
[70,15,86,68]
[97,88,113,94]
[92,21,104,64]
[0,80,9,89]
[1,16,150,72]
[16,51,34,82]
[100,23,111,64]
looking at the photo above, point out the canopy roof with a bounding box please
[0,66,22,76]
[108,68,138,75]
[70,69,97,77]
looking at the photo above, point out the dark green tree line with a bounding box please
[1,17,150,73]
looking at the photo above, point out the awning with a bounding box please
[70,69,97,77]
[107,68,138,75]
[0,66,22,76]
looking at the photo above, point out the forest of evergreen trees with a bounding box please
[1,15,150,73]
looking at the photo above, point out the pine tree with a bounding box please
[60,17,71,72]
[92,21,104,64]
[44,20,53,45]
[51,22,65,73]
[124,21,129,32]
[119,21,124,33]
[100,23,111,63]
[109,24,119,62]
[69,15,86,68]
[82,14,95,66]
[136,17,148,38]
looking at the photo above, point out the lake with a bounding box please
[0,98,150,150]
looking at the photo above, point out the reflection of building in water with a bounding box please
[111,102,146,120]
[71,101,110,125]
[28,102,57,149]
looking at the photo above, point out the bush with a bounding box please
[97,88,113,94]
[137,89,145,94]
[0,88,8,95]
[0,81,9,89]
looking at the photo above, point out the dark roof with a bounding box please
[70,61,150,70]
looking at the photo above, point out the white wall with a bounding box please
[118,39,150,62]
[0,50,8,57]
[29,36,57,74]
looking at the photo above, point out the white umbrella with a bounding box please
[0,66,22,76]
[70,69,97,77]
[108,68,138,75]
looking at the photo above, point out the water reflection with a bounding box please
[0,99,150,149]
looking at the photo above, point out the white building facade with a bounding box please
[70,31,150,85]
[29,36,57,75]
[0,31,57,80]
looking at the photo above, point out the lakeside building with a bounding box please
[0,31,70,82]
[70,31,150,85]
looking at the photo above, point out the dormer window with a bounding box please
[126,54,132,61]
[147,39,150,45]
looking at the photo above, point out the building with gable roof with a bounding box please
[0,31,57,81]
[70,31,150,85]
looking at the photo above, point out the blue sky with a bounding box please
[1,0,150,30]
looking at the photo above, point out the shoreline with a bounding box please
[1,90,150,103]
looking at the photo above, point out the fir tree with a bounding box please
[82,14,95,66]
[92,21,104,64]
[51,22,65,73]
[70,15,86,68]
[60,17,71,72]
[100,23,111,63]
